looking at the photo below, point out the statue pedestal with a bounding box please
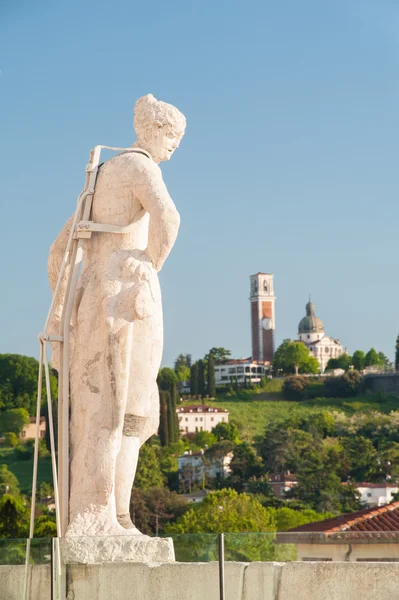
[62,535,175,564]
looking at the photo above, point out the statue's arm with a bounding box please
[138,161,181,272]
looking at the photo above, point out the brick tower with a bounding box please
[250,273,276,362]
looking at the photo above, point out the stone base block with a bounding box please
[62,535,175,564]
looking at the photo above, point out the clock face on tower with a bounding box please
[262,317,272,331]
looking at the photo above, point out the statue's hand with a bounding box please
[114,252,157,321]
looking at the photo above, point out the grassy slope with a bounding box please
[208,381,399,440]
[0,447,52,494]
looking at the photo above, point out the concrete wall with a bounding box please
[364,373,399,394]
[3,561,399,600]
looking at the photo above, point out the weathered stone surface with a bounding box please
[63,535,175,564]
[3,562,399,600]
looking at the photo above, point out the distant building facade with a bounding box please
[268,472,297,499]
[21,417,46,440]
[281,502,399,562]
[176,405,229,434]
[178,449,232,490]
[214,359,268,387]
[298,300,346,372]
[250,273,276,363]
[354,483,399,507]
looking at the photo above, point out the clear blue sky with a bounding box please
[1,0,398,367]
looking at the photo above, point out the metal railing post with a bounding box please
[218,533,225,600]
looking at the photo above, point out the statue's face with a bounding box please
[149,122,183,162]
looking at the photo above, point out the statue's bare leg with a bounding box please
[115,299,162,532]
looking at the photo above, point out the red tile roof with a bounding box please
[288,502,399,534]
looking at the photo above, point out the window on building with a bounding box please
[325,347,329,353]
[257,367,262,373]
[40,431,45,438]
[221,376,228,381]
[228,368,236,374]
[251,367,256,373]
[185,417,188,422]
[307,335,310,339]
[195,427,198,432]
[237,367,244,373]
[185,427,189,432]
[211,417,214,421]
[21,431,26,438]
[195,417,198,422]
[367,493,372,497]
[200,417,203,422]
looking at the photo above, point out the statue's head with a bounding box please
[134,94,186,163]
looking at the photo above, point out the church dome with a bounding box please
[298,300,324,334]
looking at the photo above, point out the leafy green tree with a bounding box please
[165,489,275,534]
[212,421,239,443]
[158,367,178,391]
[4,432,18,447]
[207,355,216,398]
[174,353,192,371]
[273,341,318,375]
[135,444,166,491]
[204,348,232,364]
[194,430,216,448]
[0,408,29,435]
[39,481,53,500]
[0,354,58,414]
[0,465,20,496]
[352,350,366,371]
[270,507,334,531]
[0,494,29,538]
[343,436,381,481]
[286,449,360,513]
[228,443,263,491]
[365,348,382,368]
[190,363,199,395]
[198,360,206,397]
[260,427,315,474]
[325,354,352,372]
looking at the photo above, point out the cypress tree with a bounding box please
[396,335,399,372]
[168,383,180,443]
[190,363,199,395]
[207,355,216,398]
[159,391,169,447]
[198,360,206,398]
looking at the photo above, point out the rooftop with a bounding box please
[287,502,399,534]
[176,404,228,414]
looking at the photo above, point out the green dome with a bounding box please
[298,300,324,334]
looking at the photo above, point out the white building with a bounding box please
[176,404,229,434]
[298,300,346,373]
[178,449,233,489]
[355,483,399,507]
[214,359,268,387]
[21,417,46,440]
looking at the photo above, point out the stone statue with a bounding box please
[48,94,186,540]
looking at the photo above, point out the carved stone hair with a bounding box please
[134,94,186,138]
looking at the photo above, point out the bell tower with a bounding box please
[250,273,276,362]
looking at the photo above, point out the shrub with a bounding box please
[14,443,33,460]
[4,432,18,447]
[283,376,309,401]
[325,370,362,398]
